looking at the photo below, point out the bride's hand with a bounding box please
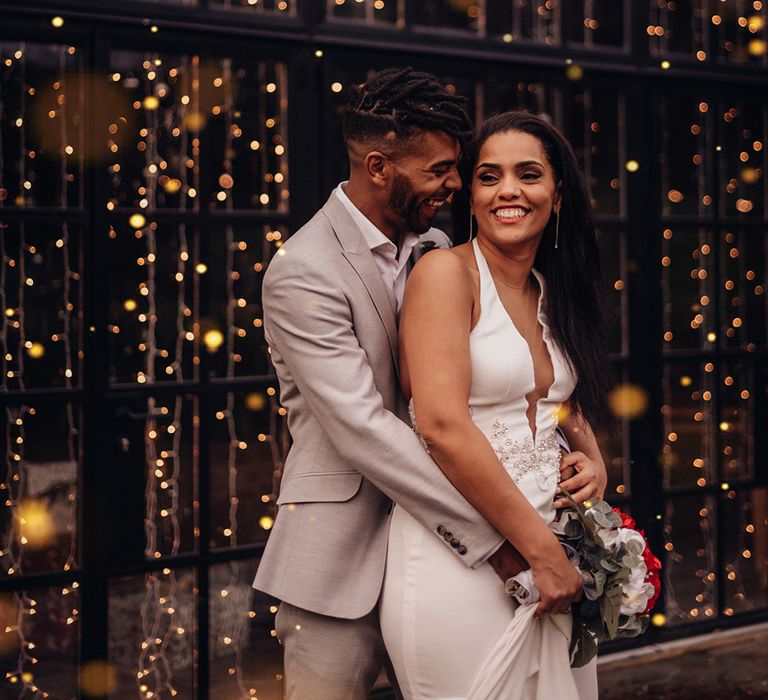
[555,450,607,508]
[531,549,584,617]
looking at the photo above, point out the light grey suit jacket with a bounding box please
[253,192,504,619]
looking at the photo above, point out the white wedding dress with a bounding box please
[380,239,599,699]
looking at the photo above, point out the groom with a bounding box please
[255,68,528,698]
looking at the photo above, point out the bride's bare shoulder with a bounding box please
[409,244,478,289]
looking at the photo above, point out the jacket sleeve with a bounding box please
[263,253,504,568]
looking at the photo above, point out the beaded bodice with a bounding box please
[488,418,562,492]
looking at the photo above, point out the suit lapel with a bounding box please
[321,194,399,372]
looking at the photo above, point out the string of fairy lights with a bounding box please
[0,41,82,697]
[0,1,767,695]
[107,47,289,696]
[650,0,768,66]
[658,73,766,622]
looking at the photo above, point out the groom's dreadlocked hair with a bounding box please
[341,67,472,154]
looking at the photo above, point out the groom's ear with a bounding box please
[364,150,390,187]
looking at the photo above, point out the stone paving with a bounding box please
[598,623,768,699]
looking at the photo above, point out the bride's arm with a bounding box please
[401,250,582,615]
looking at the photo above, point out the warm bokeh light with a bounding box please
[17,499,55,548]
[142,96,160,110]
[609,384,649,419]
[183,111,207,131]
[26,342,45,359]
[748,38,766,56]
[245,393,267,411]
[203,329,225,352]
[129,213,147,229]
[80,661,118,696]
[565,64,584,81]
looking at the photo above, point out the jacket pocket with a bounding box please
[276,471,363,505]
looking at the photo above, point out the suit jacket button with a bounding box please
[457,545,467,555]
[437,525,446,536]
[444,531,453,541]
[450,538,460,548]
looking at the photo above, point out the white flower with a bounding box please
[616,527,646,556]
[620,559,654,616]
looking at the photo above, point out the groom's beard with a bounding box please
[388,170,451,235]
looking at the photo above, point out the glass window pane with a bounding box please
[108,569,195,698]
[661,227,716,350]
[718,99,766,219]
[650,0,768,66]
[718,359,752,482]
[660,93,714,218]
[107,221,202,385]
[722,487,768,615]
[596,227,627,356]
[210,391,287,549]
[489,76,560,118]
[328,0,403,25]
[203,224,282,379]
[599,372,631,498]
[107,395,198,559]
[567,87,623,216]
[210,559,283,697]
[661,494,718,625]
[0,221,83,390]
[661,362,716,489]
[210,0,295,13]
[411,0,486,33]
[0,42,83,209]
[720,228,767,349]
[107,221,279,384]
[0,585,79,694]
[487,0,560,45]
[0,401,79,576]
[565,0,626,47]
[108,51,288,212]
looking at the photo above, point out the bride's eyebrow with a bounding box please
[475,159,544,171]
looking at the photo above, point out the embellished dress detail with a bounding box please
[380,240,598,699]
[488,418,561,491]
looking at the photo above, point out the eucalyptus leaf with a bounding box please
[571,626,598,668]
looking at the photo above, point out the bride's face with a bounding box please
[471,130,561,251]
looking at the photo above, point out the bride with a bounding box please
[380,111,612,699]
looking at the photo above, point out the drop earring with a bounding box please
[468,207,475,243]
[554,209,560,250]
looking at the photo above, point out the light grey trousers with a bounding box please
[275,601,401,700]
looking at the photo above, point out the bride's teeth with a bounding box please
[495,208,528,219]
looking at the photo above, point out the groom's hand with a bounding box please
[488,541,529,581]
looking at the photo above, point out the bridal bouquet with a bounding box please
[507,497,661,668]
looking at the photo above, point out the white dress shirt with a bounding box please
[335,182,420,312]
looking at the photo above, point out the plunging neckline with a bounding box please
[471,239,556,443]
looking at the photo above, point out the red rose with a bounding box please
[612,507,637,531]
[641,542,662,613]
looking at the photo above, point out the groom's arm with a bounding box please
[263,253,505,569]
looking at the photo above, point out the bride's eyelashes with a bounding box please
[475,169,544,185]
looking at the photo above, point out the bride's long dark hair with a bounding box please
[469,111,612,430]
